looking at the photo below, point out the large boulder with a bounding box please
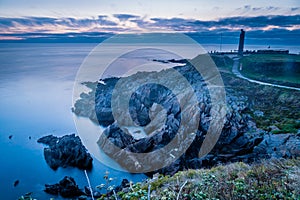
[38,134,93,170]
[44,176,84,198]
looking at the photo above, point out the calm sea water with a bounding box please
[0,43,148,200]
[0,43,298,199]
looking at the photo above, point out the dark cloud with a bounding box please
[236,5,251,11]
[266,6,280,11]
[291,7,300,12]
[215,15,300,28]
[252,7,262,11]
[0,14,299,44]
[113,14,139,21]
[236,6,280,13]
[0,15,118,29]
[1,14,298,33]
[244,5,251,11]
[149,15,300,31]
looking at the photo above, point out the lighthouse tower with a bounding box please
[238,29,245,56]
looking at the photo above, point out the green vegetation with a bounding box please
[240,54,300,86]
[241,54,300,64]
[100,159,300,199]
[245,106,300,134]
[219,57,300,134]
[211,55,233,72]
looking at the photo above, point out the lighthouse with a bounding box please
[238,29,245,56]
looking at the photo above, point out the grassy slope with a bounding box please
[98,56,300,200]
[242,54,300,63]
[223,71,300,134]
[213,54,300,134]
[240,54,300,85]
[100,159,300,200]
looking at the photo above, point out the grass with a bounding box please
[99,158,300,200]
[245,107,300,134]
[220,66,300,134]
[272,120,300,134]
[211,55,233,72]
[240,54,300,86]
[264,75,300,85]
[240,70,300,85]
[241,54,300,64]
[212,53,300,134]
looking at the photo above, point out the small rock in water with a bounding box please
[37,134,93,170]
[9,135,13,139]
[44,176,84,198]
[14,180,19,187]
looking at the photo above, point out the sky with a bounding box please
[0,0,299,19]
[0,0,299,43]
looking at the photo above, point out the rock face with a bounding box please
[38,134,93,170]
[73,56,300,176]
[44,176,84,198]
[253,134,300,159]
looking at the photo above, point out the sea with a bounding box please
[0,42,299,199]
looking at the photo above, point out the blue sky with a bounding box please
[1,0,299,19]
[0,0,299,43]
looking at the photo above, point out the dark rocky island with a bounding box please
[44,176,84,198]
[73,54,300,176]
[38,134,93,170]
[44,176,127,199]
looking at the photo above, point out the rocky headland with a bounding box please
[73,54,300,176]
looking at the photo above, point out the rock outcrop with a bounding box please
[73,56,300,176]
[44,176,84,198]
[38,134,93,170]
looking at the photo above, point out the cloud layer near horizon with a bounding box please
[0,14,299,44]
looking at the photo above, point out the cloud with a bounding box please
[235,5,281,15]
[252,7,262,11]
[148,15,300,31]
[265,6,280,11]
[215,15,300,28]
[291,7,300,12]
[113,14,140,21]
[0,14,299,44]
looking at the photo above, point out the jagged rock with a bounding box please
[38,134,93,170]
[253,134,300,159]
[44,176,84,198]
[73,59,300,176]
